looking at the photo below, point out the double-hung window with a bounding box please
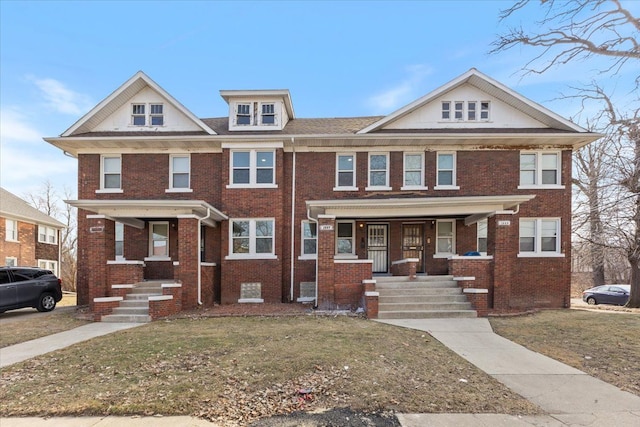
[519,152,561,188]
[150,104,164,126]
[230,150,275,187]
[441,102,451,120]
[402,153,426,189]
[132,103,163,126]
[132,104,145,125]
[100,155,122,192]
[436,220,456,256]
[236,103,251,125]
[5,219,17,241]
[477,219,488,254]
[454,102,464,120]
[229,219,275,258]
[435,152,458,189]
[38,260,58,276]
[441,101,490,121]
[301,221,317,258]
[335,154,356,190]
[519,218,562,256]
[38,225,57,244]
[336,221,355,255]
[261,103,275,124]
[149,222,169,258]
[168,154,191,191]
[367,153,390,190]
[115,222,124,259]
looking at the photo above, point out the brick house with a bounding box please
[1,187,65,275]
[44,69,599,320]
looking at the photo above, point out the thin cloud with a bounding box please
[366,65,434,114]
[0,108,42,143]
[29,77,93,115]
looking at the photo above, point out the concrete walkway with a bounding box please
[379,318,640,427]
[0,322,143,368]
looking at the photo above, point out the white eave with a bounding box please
[61,71,216,137]
[65,199,227,228]
[357,68,590,134]
[219,89,295,118]
[306,195,536,224]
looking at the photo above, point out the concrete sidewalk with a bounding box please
[0,322,143,368]
[379,318,640,427]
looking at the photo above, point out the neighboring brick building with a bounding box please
[0,188,65,275]
[45,69,599,318]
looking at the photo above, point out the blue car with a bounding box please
[582,285,630,306]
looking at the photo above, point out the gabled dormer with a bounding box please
[220,90,295,132]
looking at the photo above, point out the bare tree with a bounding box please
[492,0,640,306]
[24,181,77,292]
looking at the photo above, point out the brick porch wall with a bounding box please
[334,259,373,310]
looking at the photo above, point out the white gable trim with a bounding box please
[357,68,587,134]
[62,71,216,136]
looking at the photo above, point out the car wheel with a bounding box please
[37,293,57,312]
[586,297,597,306]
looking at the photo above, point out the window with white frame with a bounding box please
[132,104,145,125]
[454,102,464,120]
[115,222,124,259]
[301,221,317,257]
[38,260,58,275]
[436,220,456,255]
[169,154,190,189]
[336,221,355,255]
[519,218,561,255]
[261,103,275,124]
[403,153,425,189]
[149,222,169,258]
[150,104,164,126]
[368,153,389,189]
[477,219,488,254]
[468,101,477,120]
[335,154,356,189]
[101,155,122,190]
[480,101,490,120]
[230,219,275,257]
[236,103,251,125]
[441,101,490,121]
[519,152,560,187]
[38,225,57,244]
[230,150,275,186]
[5,257,17,267]
[5,219,17,241]
[436,152,457,188]
[441,101,450,120]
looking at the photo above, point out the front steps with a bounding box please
[101,281,166,323]
[376,275,477,319]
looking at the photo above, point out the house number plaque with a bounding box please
[320,225,334,231]
[89,226,104,233]
[497,220,511,226]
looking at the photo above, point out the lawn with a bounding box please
[0,309,89,348]
[0,316,539,426]
[490,309,640,397]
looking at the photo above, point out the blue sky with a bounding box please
[1,0,638,200]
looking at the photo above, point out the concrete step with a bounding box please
[119,300,150,308]
[379,294,469,304]
[375,281,458,290]
[377,287,463,296]
[374,275,454,283]
[125,293,161,300]
[379,302,473,311]
[377,310,477,319]
[101,314,152,323]
[112,306,149,315]
[130,286,163,294]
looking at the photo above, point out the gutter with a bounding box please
[290,137,296,302]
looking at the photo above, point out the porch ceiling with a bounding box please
[65,199,227,228]
[306,195,536,224]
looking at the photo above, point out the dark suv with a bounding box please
[0,267,63,313]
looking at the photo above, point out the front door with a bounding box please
[367,224,388,273]
[402,223,425,273]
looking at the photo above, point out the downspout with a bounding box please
[289,137,296,302]
[58,228,62,280]
[197,208,211,305]
[307,208,319,308]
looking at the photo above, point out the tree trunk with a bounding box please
[626,128,640,308]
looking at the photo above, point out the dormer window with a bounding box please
[132,104,145,125]
[150,104,164,125]
[441,102,450,120]
[237,104,251,125]
[262,103,275,124]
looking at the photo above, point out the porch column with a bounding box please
[491,213,518,310]
[177,215,199,310]
[317,215,336,309]
[85,215,115,311]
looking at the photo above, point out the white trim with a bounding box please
[517,185,566,190]
[365,186,392,191]
[367,152,390,189]
[364,291,380,297]
[144,256,171,261]
[165,188,194,193]
[317,214,337,219]
[463,288,489,294]
[229,149,276,186]
[362,279,377,284]
[221,141,284,149]
[434,185,460,190]
[93,296,123,303]
[335,153,357,190]
[238,298,264,303]
[449,255,493,260]
[95,189,124,194]
[298,255,317,261]
[38,225,58,245]
[225,254,278,260]
[86,214,108,219]
[333,254,358,260]
[226,184,278,189]
[100,154,122,191]
[519,151,562,187]
[519,217,562,256]
[518,253,566,258]
[106,260,144,265]
[436,151,457,188]
[173,261,180,266]
[37,259,58,275]
[161,283,182,288]
[454,276,476,281]
[229,218,276,257]
[296,296,316,303]
[333,186,359,191]
[149,295,173,302]
[401,186,429,191]
[111,284,134,289]
[334,259,373,264]
[200,262,217,267]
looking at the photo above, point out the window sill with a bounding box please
[225,254,278,261]
[38,241,58,246]
[434,185,460,190]
[238,298,264,303]
[401,186,428,191]
[518,252,565,258]
[333,254,358,260]
[96,189,123,194]
[365,186,392,191]
[333,186,359,192]
[165,188,193,193]
[226,184,278,189]
[144,256,172,261]
[517,185,565,190]
[298,255,317,261]
[5,239,19,243]
[433,253,455,259]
